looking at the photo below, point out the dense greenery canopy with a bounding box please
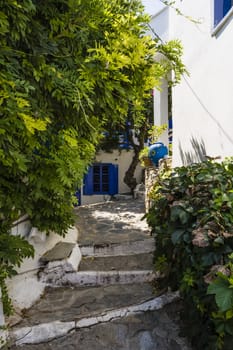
[0,0,158,236]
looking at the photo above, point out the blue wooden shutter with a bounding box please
[83,164,118,195]
[109,164,118,195]
[75,189,81,206]
[214,0,232,26]
[83,166,93,195]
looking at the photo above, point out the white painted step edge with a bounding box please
[11,291,180,346]
[40,270,156,286]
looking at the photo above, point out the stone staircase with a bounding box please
[8,199,190,349]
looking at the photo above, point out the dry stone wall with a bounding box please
[145,157,172,212]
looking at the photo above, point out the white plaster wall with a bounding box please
[150,5,170,42]
[81,149,144,205]
[142,0,166,17]
[170,0,233,166]
[143,0,170,42]
[6,226,80,310]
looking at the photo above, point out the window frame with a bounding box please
[92,164,110,194]
[83,163,118,196]
[212,0,233,36]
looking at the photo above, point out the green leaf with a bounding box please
[171,229,185,244]
[207,277,233,312]
[19,114,49,134]
[214,237,224,245]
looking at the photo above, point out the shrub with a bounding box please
[145,158,233,349]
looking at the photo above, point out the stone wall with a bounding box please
[145,166,158,212]
[145,157,172,212]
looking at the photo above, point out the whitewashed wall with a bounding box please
[170,0,233,166]
[7,223,80,310]
[142,0,166,18]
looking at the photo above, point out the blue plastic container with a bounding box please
[148,142,168,167]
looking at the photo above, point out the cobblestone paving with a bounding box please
[75,198,151,245]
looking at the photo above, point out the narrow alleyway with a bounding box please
[7,197,191,350]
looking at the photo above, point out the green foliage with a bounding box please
[145,158,233,349]
[97,2,186,189]
[156,39,187,85]
[148,124,168,144]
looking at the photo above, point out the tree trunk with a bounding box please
[123,127,146,193]
[123,148,140,193]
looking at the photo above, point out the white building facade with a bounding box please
[143,0,233,166]
[171,0,233,165]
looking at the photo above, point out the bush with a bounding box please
[145,158,233,349]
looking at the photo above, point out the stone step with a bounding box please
[12,283,156,328]
[79,252,154,271]
[80,238,155,257]
[40,269,155,287]
[10,289,181,347]
[39,242,82,273]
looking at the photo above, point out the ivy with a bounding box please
[146,158,233,349]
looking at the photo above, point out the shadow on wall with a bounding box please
[179,137,207,165]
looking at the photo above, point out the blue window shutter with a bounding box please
[83,164,118,196]
[83,166,93,195]
[223,0,232,14]
[75,189,81,206]
[214,0,232,26]
[109,164,118,195]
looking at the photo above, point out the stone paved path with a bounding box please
[75,197,151,245]
[15,283,155,327]
[7,197,191,350]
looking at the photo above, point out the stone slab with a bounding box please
[79,253,154,271]
[40,242,76,263]
[80,238,155,257]
[11,284,155,327]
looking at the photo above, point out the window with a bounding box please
[83,163,118,195]
[214,0,233,27]
[93,165,109,193]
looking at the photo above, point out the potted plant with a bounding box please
[139,146,153,167]
[139,124,167,168]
